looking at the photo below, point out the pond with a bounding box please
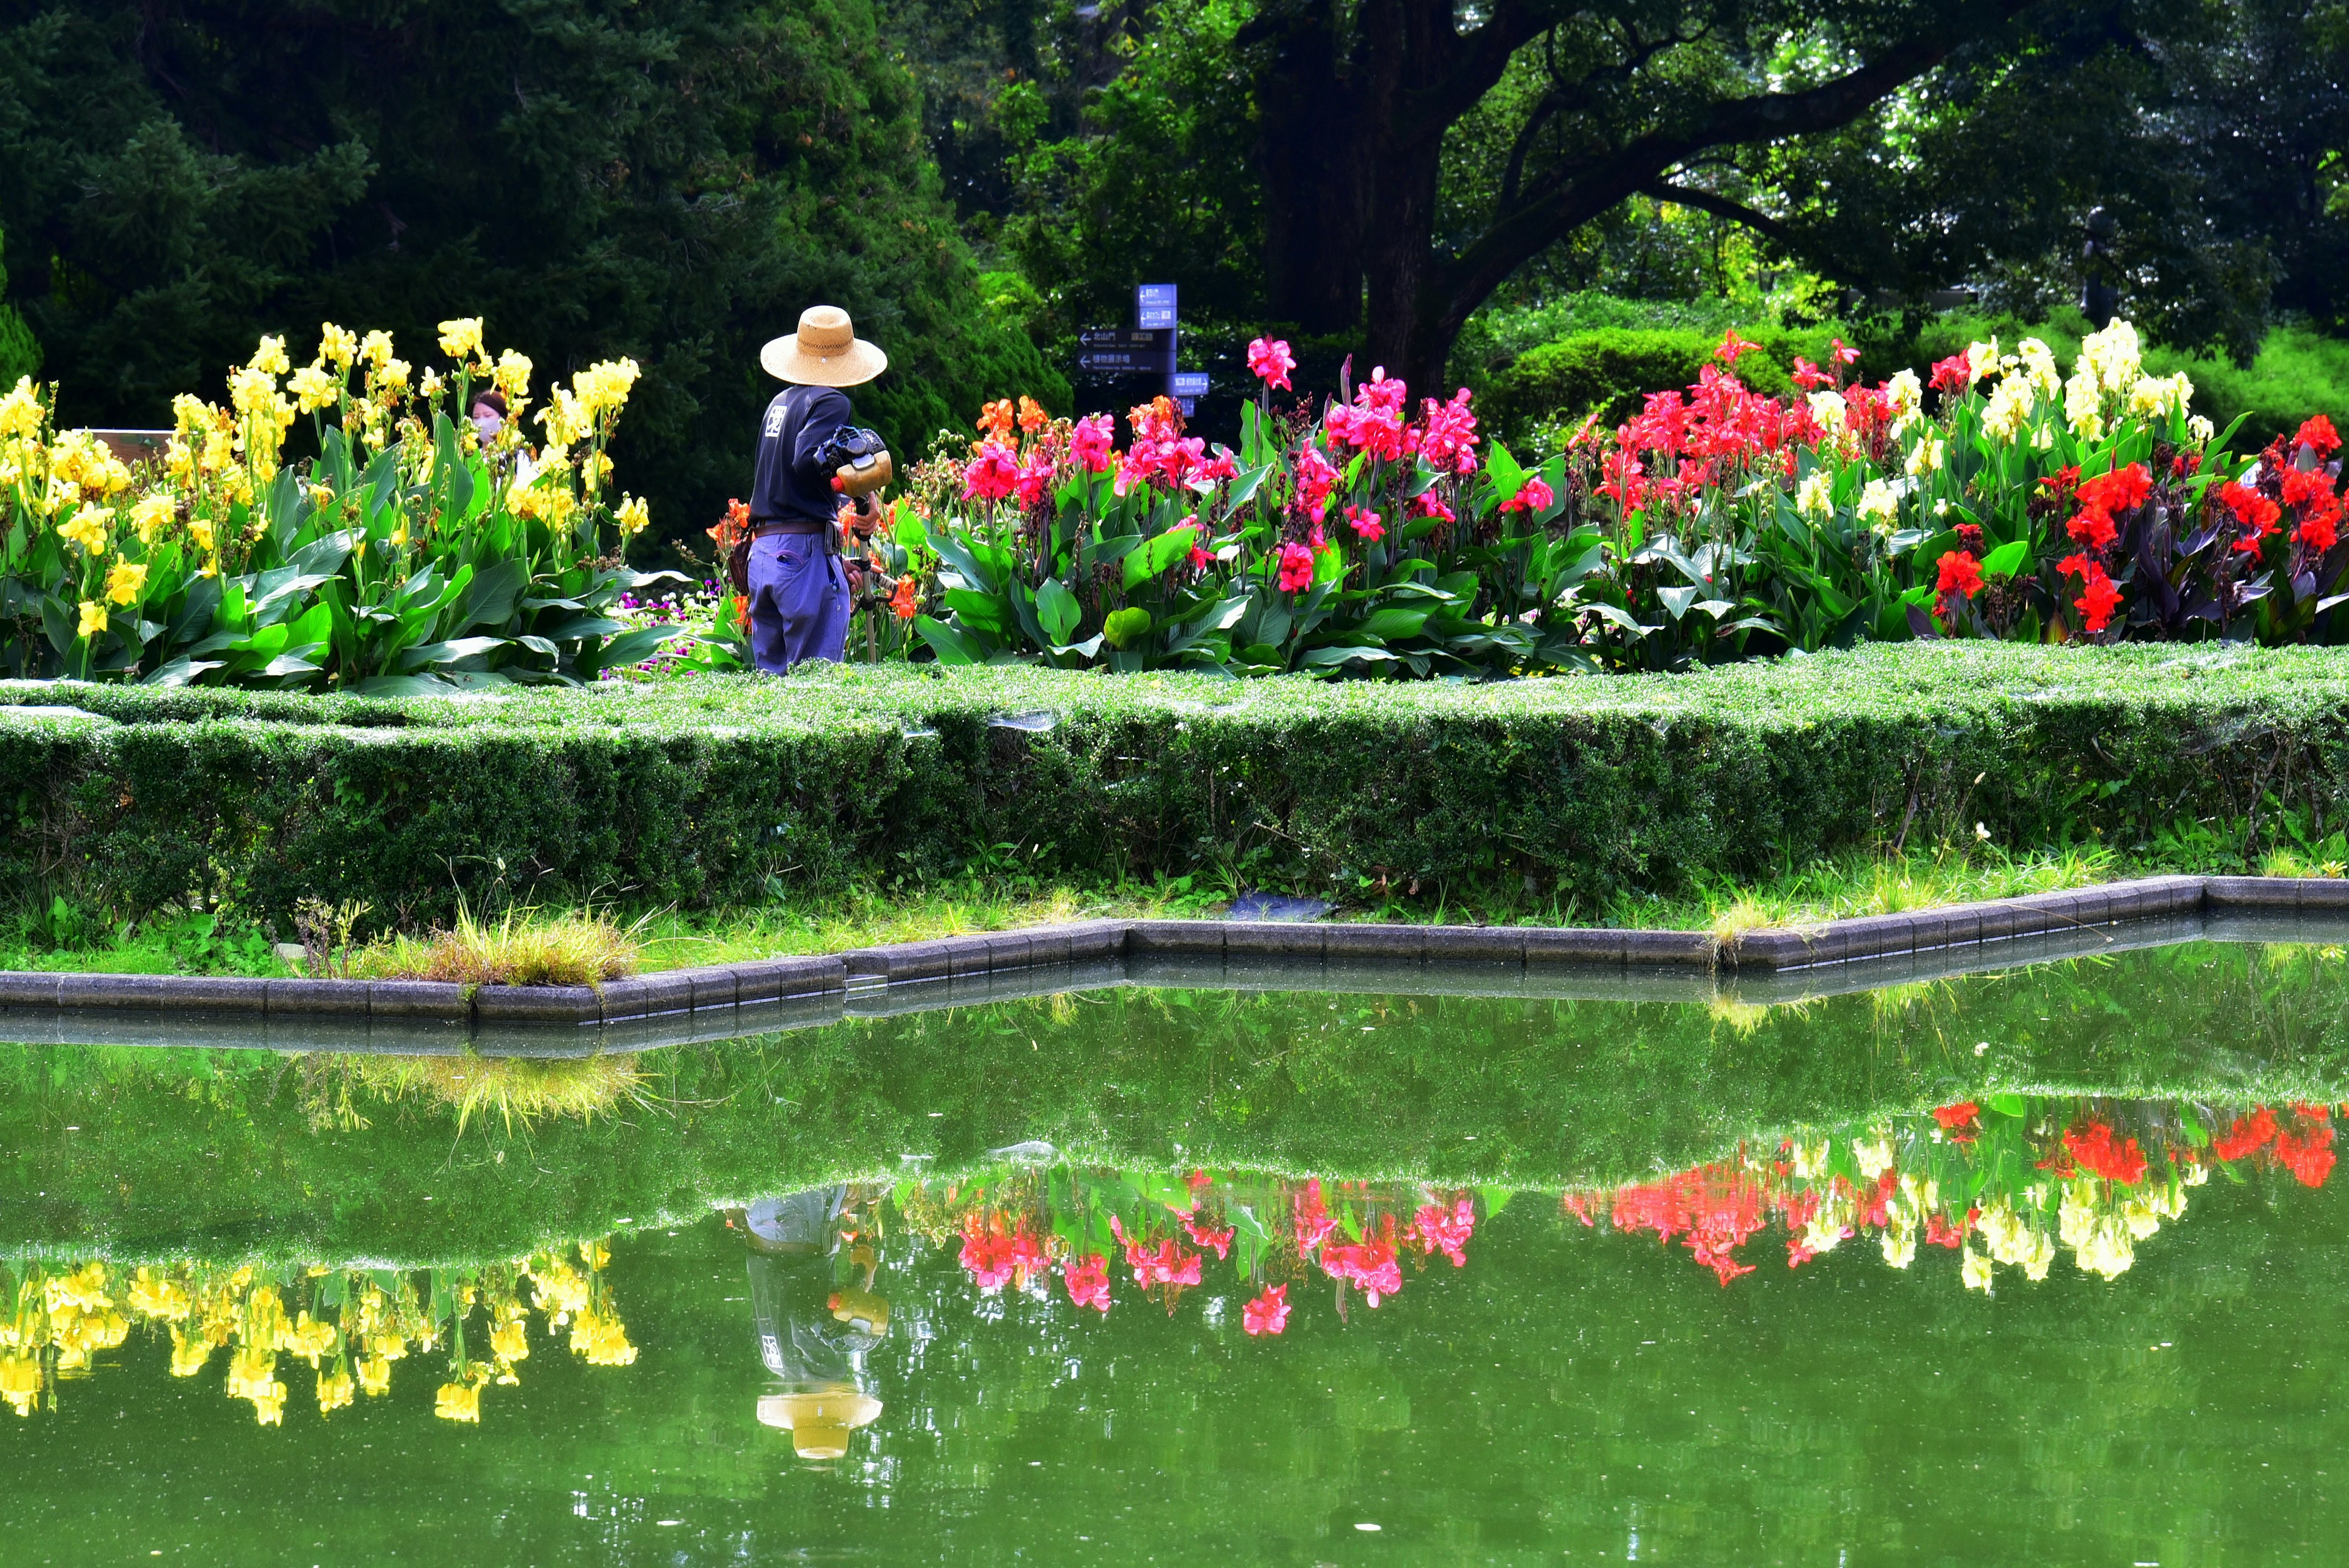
[3,936,2347,1564]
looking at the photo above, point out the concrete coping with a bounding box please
[0,876,2337,1038]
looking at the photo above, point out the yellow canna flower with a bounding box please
[187,517,215,555]
[434,1378,483,1422]
[495,349,533,400]
[437,317,485,362]
[615,495,650,537]
[357,1355,393,1396]
[316,1366,355,1415]
[418,368,445,401]
[250,335,291,376]
[376,358,412,396]
[360,330,395,371]
[103,560,147,606]
[288,365,338,415]
[0,376,42,440]
[129,494,174,543]
[168,1326,214,1378]
[489,1319,530,1364]
[75,600,107,640]
[319,322,358,369]
[0,1352,40,1418]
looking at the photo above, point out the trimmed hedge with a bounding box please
[5,643,2349,926]
[1479,322,1846,441]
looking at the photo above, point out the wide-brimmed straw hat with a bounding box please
[761,305,888,387]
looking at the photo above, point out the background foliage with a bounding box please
[0,0,1061,550]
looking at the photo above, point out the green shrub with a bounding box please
[4,645,2349,927]
[1480,323,1849,443]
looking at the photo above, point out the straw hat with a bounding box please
[760,305,888,387]
[757,1388,884,1459]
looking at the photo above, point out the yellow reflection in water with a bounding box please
[1,1240,634,1424]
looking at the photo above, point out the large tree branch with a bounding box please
[1439,0,2035,331]
[1638,179,1880,291]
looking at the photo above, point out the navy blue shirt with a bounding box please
[750,385,853,527]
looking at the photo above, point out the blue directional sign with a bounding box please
[1135,284,1178,331]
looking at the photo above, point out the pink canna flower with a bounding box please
[1293,446,1340,520]
[1070,413,1115,474]
[1416,389,1479,474]
[1291,1177,1338,1252]
[1277,541,1316,594]
[1408,1197,1475,1267]
[962,442,1021,501]
[1247,337,1296,391]
[1501,475,1554,516]
[1064,1253,1111,1314]
[1319,1238,1403,1306]
[1344,504,1384,543]
[1181,1210,1234,1260]
[1241,1284,1290,1337]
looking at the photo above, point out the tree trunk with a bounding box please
[1252,0,1370,334]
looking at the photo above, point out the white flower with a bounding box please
[1880,1221,1917,1270]
[1883,368,1923,417]
[1858,478,1902,528]
[1982,375,2035,441]
[1791,1137,1831,1179]
[1806,389,1848,433]
[1795,469,1835,522]
[1904,434,1945,477]
[2188,414,2216,443]
[1852,1129,1896,1179]
[1965,336,2001,385]
[2079,317,2142,396]
[2017,338,2062,401]
[1961,1248,1995,1293]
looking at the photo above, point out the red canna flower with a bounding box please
[1931,1101,1981,1130]
[2058,553,2122,634]
[1937,550,1984,600]
[2276,1122,2337,1188]
[1715,327,1762,364]
[2217,480,2283,553]
[2062,1120,2149,1185]
[2076,462,2153,515]
[2039,466,2082,495]
[1829,337,1860,366]
[2211,1107,2279,1161]
[1929,353,1973,394]
[1791,357,1831,391]
[2066,508,2119,550]
[1242,1284,1290,1336]
[2295,413,2342,456]
[1924,1209,1978,1248]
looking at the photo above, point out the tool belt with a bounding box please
[730,520,838,597]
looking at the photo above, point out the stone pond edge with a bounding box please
[0,873,2336,1029]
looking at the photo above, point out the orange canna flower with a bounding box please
[1016,396,1048,433]
[889,574,918,620]
[978,399,1017,440]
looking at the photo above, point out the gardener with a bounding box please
[745,305,889,671]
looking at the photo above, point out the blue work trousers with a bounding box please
[746,531,850,673]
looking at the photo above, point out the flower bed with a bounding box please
[856,320,2348,676]
[0,321,675,690]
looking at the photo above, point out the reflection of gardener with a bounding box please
[745,306,889,671]
[729,1188,888,1461]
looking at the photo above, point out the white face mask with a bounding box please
[472,410,503,442]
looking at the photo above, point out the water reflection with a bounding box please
[0,1242,636,1423]
[6,1093,2337,1454]
[1570,1096,2338,1288]
[727,1188,889,1460]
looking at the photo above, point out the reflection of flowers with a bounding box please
[1565,1097,2336,1292]
[1242,1285,1290,1337]
[0,1239,635,1424]
[900,1168,1486,1334]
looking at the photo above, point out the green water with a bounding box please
[4,940,2348,1564]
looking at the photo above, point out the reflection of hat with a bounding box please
[757,1387,883,1459]
[760,306,888,388]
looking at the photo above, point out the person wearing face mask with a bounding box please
[469,388,508,446]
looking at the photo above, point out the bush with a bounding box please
[7,644,2349,927]
[1479,323,1850,443]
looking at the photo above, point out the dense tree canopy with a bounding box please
[970,0,2349,393]
[0,0,1061,547]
